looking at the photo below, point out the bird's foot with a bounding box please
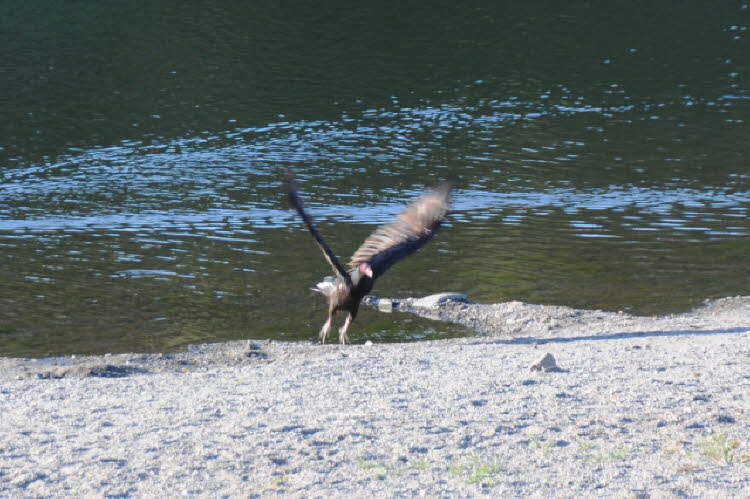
[338,313,353,345]
[338,326,349,345]
[319,321,332,344]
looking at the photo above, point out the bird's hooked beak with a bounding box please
[358,262,373,278]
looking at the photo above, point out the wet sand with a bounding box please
[1,296,748,495]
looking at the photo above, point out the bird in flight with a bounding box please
[284,168,453,344]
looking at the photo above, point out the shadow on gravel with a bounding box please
[88,365,149,378]
[31,364,150,379]
[481,327,750,345]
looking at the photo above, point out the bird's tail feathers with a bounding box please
[311,276,337,295]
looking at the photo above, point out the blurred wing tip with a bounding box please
[433,177,455,191]
[283,165,296,186]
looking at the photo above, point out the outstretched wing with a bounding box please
[349,180,452,278]
[284,168,352,286]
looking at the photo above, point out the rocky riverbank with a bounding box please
[1,296,748,495]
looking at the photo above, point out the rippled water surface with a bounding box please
[1,3,749,356]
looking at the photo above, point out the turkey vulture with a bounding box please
[284,168,452,344]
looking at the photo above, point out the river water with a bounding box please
[1,3,749,356]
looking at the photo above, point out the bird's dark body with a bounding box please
[284,168,452,344]
[326,271,371,320]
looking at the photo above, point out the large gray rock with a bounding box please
[411,292,469,308]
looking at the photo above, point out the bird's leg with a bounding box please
[319,313,333,344]
[338,312,354,345]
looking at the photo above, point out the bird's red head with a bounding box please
[358,262,373,278]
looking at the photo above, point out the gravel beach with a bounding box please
[1,296,748,496]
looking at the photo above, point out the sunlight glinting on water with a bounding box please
[2,184,746,239]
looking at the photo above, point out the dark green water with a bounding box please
[1,2,749,357]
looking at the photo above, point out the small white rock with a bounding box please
[529,352,562,372]
[378,298,394,312]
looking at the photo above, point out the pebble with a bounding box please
[529,352,563,373]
